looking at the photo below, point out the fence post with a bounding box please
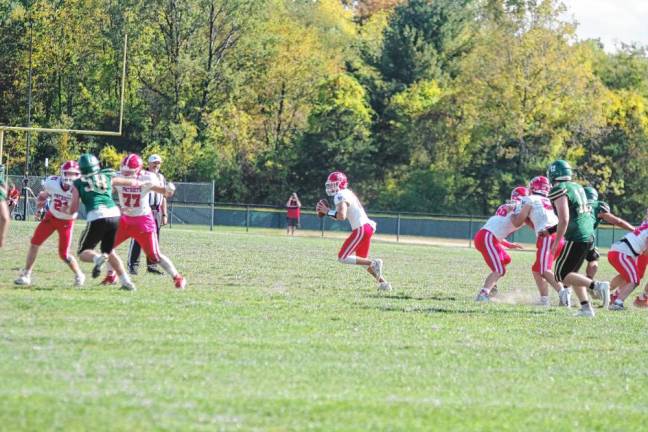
[245,205,250,232]
[611,225,615,245]
[320,216,324,237]
[209,180,215,231]
[169,199,173,228]
[468,214,473,248]
[396,213,401,242]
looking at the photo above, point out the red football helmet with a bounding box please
[60,160,81,185]
[510,186,529,202]
[528,176,551,196]
[325,171,348,196]
[120,153,143,177]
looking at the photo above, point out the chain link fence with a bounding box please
[7,176,633,248]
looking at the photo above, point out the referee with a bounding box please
[128,154,168,275]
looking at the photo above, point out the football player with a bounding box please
[71,153,141,291]
[103,154,186,289]
[315,171,391,291]
[546,160,610,316]
[513,176,570,306]
[582,186,634,281]
[473,187,527,301]
[15,161,85,287]
[607,218,648,310]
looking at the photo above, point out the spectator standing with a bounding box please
[286,192,301,236]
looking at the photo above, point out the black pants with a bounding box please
[128,214,161,269]
[78,217,121,255]
[555,240,594,282]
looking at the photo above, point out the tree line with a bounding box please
[1,0,647,219]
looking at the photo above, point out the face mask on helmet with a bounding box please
[60,162,80,186]
[529,176,551,196]
[510,186,529,202]
[120,154,143,177]
[325,180,339,196]
[325,172,348,197]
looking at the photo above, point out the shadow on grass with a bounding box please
[358,303,551,316]
[366,293,459,301]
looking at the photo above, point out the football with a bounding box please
[316,199,328,217]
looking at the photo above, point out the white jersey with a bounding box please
[114,173,159,217]
[521,194,558,235]
[611,221,648,256]
[333,188,375,231]
[43,176,76,220]
[144,170,165,210]
[482,203,521,240]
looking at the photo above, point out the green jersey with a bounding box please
[589,200,610,230]
[548,181,594,242]
[74,169,117,213]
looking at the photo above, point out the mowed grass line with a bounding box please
[1,222,647,431]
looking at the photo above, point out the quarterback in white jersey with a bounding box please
[608,219,648,310]
[316,171,391,291]
[15,161,85,287]
[104,154,187,289]
[473,187,527,301]
[513,176,569,306]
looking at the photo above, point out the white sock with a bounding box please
[119,274,132,284]
[338,255,357,265]
[158,254,178,277]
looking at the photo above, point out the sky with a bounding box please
[561,0,648,51]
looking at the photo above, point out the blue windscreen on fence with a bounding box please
[168,203,626,248]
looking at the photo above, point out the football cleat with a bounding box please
[92,254,107,278]
[633,296,648,308]
[475,289,490,302]
[593,281,610,308]
[101,272,117,285]
[534,297,551,307]
[120,280,137,291]
[609,301,625,311]
[14,271,32,286]
[174,274,187,289]
[489,286,498,297]
[370,259,384,280]
[574,305,595,317]
[74,272,86,287]
[377,281,392,291]
[128,265,138,276]
[147,266,164,275]
[559,287,572,308]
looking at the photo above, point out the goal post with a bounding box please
[0,33,129,165]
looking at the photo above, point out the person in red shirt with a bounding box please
[286,192,301,236]
[7,184,20,215]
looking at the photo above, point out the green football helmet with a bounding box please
[78,153,100,175]
[583,186,598,202]
[547,160,572,182]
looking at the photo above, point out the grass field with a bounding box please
[1,222,647,431]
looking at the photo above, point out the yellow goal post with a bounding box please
[0,34,129,166]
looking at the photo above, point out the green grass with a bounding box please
[1,222,647,431]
